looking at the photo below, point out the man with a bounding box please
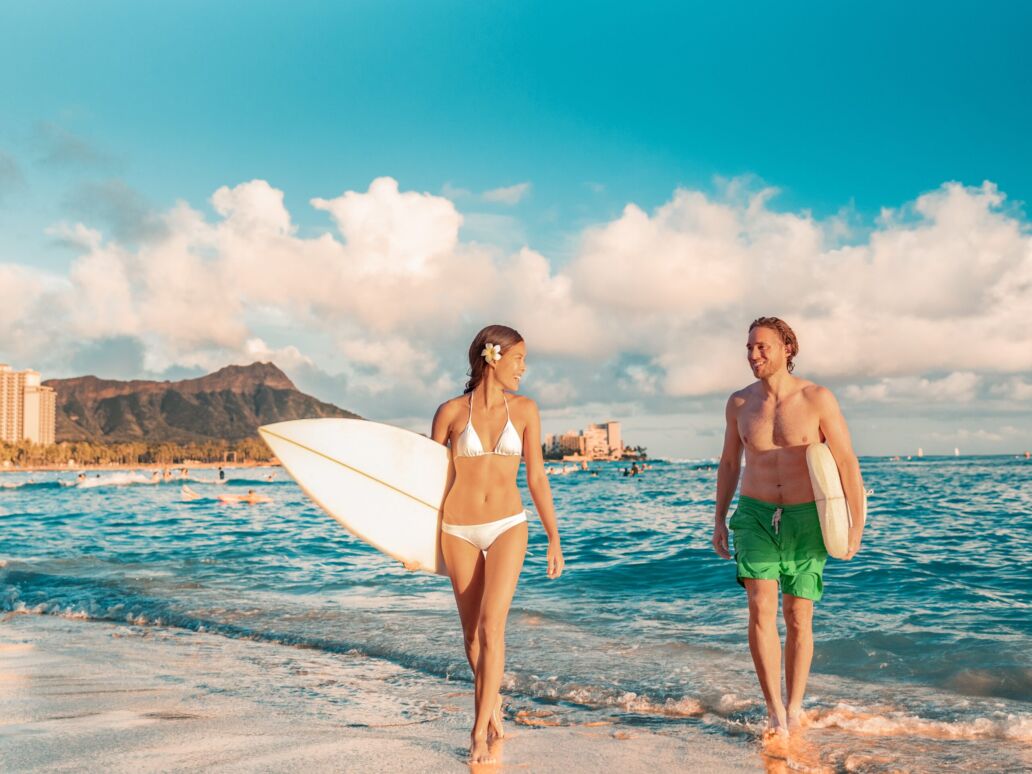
[711,317,865,737]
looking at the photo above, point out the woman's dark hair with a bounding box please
[464,324,524,394]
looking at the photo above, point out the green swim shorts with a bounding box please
[729,495,828,602]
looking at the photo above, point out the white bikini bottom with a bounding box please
[441,511,527,552]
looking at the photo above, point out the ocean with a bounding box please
[2,456,1030,771]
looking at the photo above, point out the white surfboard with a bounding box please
[259,419,449,575]
[805,443,866,559]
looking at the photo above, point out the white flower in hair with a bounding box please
[481,343,502,364]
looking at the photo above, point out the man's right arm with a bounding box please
[712,394,743,560]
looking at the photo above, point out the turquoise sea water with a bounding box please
[2,457,1030,771]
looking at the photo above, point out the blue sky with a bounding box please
[1,2,1030,456]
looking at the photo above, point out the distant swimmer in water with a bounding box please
[218,466,225,481]
[217,489,272,505]
[265,473,274,482]
[76,472,86,484]
[432,325,564,764]
[711,317,865,741]
[151,471,161,483]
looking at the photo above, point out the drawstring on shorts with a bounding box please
[772,507,783,535]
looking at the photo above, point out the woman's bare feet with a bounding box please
[761,712,791,758]
[763,709,790,740]
[488,696,505,739]
[787,707,807,733]
[469,734,495,764]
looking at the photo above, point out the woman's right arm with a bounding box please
[431,400,457,500]
[431,401,453,445]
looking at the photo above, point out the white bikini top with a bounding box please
[454,393,522,458]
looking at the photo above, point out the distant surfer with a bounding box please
[711,317,865,739]
[217,489,270,505]
[431,324,564,764]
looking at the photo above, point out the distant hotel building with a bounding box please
[0,365,57,445]
[544,421,623,460]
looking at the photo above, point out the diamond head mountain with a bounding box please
[43,363,359,443]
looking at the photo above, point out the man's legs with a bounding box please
[783,593,814,727]
[743,578,786,731]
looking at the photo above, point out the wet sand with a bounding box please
[0,615,759,773]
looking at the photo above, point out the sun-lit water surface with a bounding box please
[2,456,1030,771]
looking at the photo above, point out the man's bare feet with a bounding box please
[469,734,495,764]
[488,696,505,739]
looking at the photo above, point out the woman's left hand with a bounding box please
[546,538,564,579]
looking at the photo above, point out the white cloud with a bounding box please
[312,176,461,275]
[929,425,1022,443]
[0,263,65,363]
[340,336,440,383]
[989,376,1032,402]
[2,177,1031,432]
[482,182,531,205]
[241,338,315,371]
[212,179,295,237]
[459,212,527,247]
[843,372,981,403]
[441,182,472,200]
[67,243,139,339]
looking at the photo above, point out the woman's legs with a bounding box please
[471,522,528,761]
[441,532,486,719]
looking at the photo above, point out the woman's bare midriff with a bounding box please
[739,445,815,505]
[444,456,523,525]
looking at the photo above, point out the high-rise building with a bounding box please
[0,365,56,445]
[558,431,581,454]
[602,421,621,456]
[582,424,610,458]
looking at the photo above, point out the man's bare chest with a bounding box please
[738,400,820,449]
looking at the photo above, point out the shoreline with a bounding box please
[0,461,281,474]
[0,613,759,773]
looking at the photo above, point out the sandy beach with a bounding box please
[0,614,759,773]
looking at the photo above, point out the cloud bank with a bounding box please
[2,177,1030,438]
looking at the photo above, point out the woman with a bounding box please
[431,324,564,764]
